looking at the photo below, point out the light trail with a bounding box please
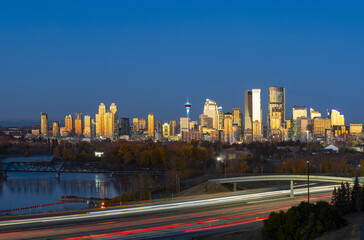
[0,185,337,228]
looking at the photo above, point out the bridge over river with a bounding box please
[1,161,164,177]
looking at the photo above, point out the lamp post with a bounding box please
[217,157,226,178]
[307,160,310,203]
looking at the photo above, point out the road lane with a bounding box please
[0,185,336,240]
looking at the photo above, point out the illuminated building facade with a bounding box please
[96,103,106,137]
[224,112,233,143]
[199,114,213,129]
[52,121,60,137]
[252,89,262,140]
[65,114,73,133]
[180,117,190,133]
[162,123,170,138]
[75,112,83,137]
[267,86,285,137]
[328,109,345,127]
[83,115,92,138]
[244,90,253,142]
[232,107,242,140]
[110,103,119,138]
[148,113,155,138]
[312,118,331,138]
[217,107,224,130]
[203,99,219,129]
[40,113,48,136]
[292,106,307,120]
[310,108,321,119]
[350,124,362,135]
[169,120,178,136]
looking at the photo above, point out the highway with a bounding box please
[0,184,337,240]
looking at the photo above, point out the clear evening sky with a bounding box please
[1,1,364,124]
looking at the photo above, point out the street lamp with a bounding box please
[217,157,226,178]
[307,160,310,203]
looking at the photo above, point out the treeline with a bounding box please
[331,177,364,214]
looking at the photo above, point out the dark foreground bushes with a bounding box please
[262,201,347,240]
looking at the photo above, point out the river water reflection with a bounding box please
[0,155,131,215]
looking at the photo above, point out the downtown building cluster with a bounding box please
[38,86,363,144]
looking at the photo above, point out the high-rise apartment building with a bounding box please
[169,120,178,136]
[180,117,190,133]
[199,114,213,129]
[132,118,139,133]
[232,107,242,140]
[224,112,233,144]
[75,112,83,137]
[83,115,92,138]
[268,87,285,137]
[120,118,131,136]
[65,114,73,133]
[148,114,155,138]
[162,123,170,138]
[292,106,307,120]
[217,107,224,130]
[139,119,146,131]
[104,112,114,139]
[310,108,321,119]
[52,121,60,137]
[328,109,345,127]
[96,103,106,137]
[203,99,219,129]
[110,103,119,138]
[312,118,331,138]
[156,120,163,135]
[40,113,48,136]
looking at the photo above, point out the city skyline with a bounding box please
[1,2,364,124]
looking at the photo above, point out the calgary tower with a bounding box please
[185,98,192,132]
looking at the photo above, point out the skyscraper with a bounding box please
[180,117,190,133]
[75,112,83,137]
[203,99,219,129]
[156,120,163,135]
[244,89,262,141]
[65,114,73,133]
[120,118,131,136]
[96,103,106,137]
[217,106,224,130]
[52,121,60,137]
[328,109,345,127]
[40,113,48,136]
[232,107,242,140]
[169,120,178,136]
[132,118,139,133]
[83,115,92,138]
[104,112,114,139]
[162,123,170,138]
[148,113,155,138]
[224,112,233,144]
[252,89,262,140]
[244,90,253,142]
[292,106,307,120]
[110,103,119,138]
[268,87,285,137]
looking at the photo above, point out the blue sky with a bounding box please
[1,1,364,124]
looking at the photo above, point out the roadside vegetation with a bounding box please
[262,177,364,240]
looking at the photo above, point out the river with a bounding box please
[0,155,132,215]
